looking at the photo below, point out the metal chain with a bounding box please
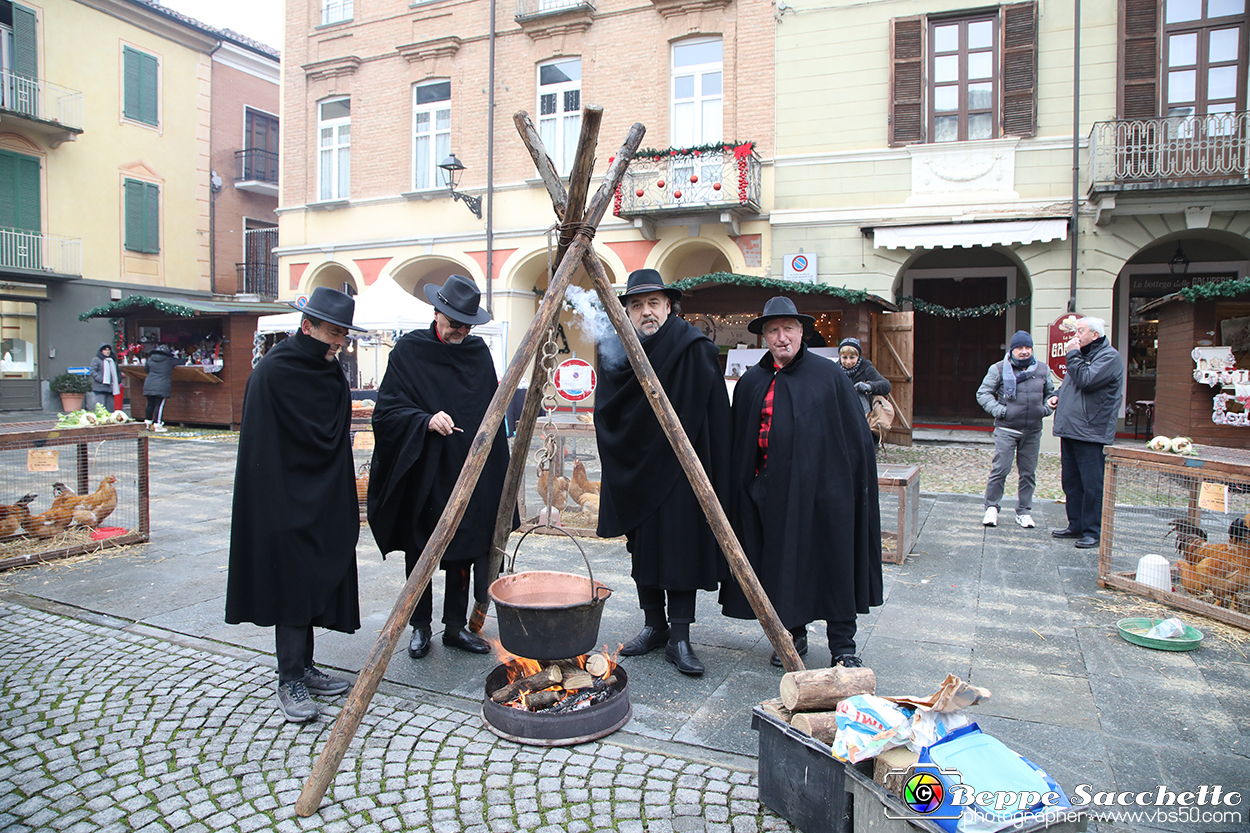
[533,223,563,527]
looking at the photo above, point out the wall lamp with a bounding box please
[438,154,483,219]
[1169,244,1191,277]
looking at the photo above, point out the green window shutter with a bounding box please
[144,182,159,253]
[0,150,41,233]
[12,4,37,81]
[124,179,145,251]
[123,47,159,126]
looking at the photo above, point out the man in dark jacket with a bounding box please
[595,269,730,676]
[1049,317,1124,549]
[142,343,181,433]
[720,297,883,668]
[368,275,511,661]
[976,330,1056,529]
[226,287,363,724]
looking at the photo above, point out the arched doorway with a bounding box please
[391,257,476,301]
[306,263,359,296]
[898,249,1033,423]
[656,238,734,280]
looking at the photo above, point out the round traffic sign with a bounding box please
[294,294,310,308]
[555,358,596,402]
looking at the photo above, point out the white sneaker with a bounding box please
[152,423,167,433]
[982,507,998,526]
[1015,514,1036,528]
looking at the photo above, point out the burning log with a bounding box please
[521,690,562,710]
[490,665,563,704]
[560,670,595,690]
[779,666,876,712]
[546,674,618,713]
[585,652,611,678]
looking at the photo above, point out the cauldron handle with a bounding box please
[507,525,608,603]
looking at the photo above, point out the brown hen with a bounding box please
[73,476,119,528]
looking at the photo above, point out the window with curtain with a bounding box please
[671,37,722,148]
[124,178,159,254]
[318,97,350,201]
[412,80,451,191]
[538,58,581,176]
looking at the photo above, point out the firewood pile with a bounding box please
[759,665,877,745]
[488,651,618,713]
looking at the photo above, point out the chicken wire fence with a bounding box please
[1101,446,1250,630]
[0,422,148,570]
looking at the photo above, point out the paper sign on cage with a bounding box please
[1199,481,1229,513]
[27,449,59,472]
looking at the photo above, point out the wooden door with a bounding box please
[912,277,1005,421]
[873,311,914,446]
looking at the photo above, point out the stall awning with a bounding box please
[870,219,1068,250]
[79,295,292,320]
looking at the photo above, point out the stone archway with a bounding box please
[655,238,735,281]
[306,263,359,296]
[390,256,477,301]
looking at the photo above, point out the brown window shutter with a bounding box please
[890,16,924,146]
[1120,0,1159,118]
[1001,2,1038,137]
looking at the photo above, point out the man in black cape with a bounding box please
[227,287,362,724]
[595,269,731,676]
[367,274,512,659]
[719,296,883,668]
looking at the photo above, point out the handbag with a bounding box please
[867,395,895,440]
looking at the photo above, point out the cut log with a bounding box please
[584,652,611,678]
[779,666,876,712]
[759,697,793,724]
[524,690,562,710]
[790,711,838,744]
[560,670,594,691]
[489,665,563,704]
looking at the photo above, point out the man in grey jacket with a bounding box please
[1048,317,1124,549]
[977,330,1055,529]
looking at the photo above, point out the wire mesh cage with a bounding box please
[1101,445,1250,630]
[877,463,920,564]
[0,421,149,570]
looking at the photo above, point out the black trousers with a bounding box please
[144,395,166,422]
[637,585,696,624]
[406,557,488,630]
[275,624,314,683]
[1060,438,1106,538]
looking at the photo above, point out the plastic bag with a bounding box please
[1145,617,1186,639]
[908,709,970,753]
[830,694,912,763]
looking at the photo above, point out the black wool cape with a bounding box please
[594,316,731,591]
[719,343,883,628]
[226,332,361,632]
[367,325,512,572]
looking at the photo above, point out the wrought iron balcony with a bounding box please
[238,227,278,298]
[617,146,762,222]
[235,149,279,196]
[0,69,83,144]
[0,227,81,277]
[516,0,593,19]
[1089,112,1250,193]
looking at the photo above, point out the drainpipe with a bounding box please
[485,0,496,315]
[1069,0,1081,313]
[210,171,223,294]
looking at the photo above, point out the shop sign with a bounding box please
[555,358,596,402]
[1047,312,1082,381]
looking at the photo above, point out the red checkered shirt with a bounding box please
[757,376,776,470]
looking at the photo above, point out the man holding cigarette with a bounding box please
[368,275,514,658]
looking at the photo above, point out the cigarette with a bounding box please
[452,426,463,432]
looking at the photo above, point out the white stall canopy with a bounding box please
[256,276,436,334]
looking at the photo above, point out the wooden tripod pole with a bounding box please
[469,107,602,633]
[295,121,646,817]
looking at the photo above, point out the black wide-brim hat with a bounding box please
[423,274,493,325]
[748,296,816,335]
[619,268,682,304]
[288,286,366,332]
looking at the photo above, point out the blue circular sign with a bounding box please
[791,255,808,272]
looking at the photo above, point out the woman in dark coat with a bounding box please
[838,337,891,416]
[89,343,121,411]
[142,344,181,432]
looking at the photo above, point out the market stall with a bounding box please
[79,296,291,429]
[1138,289,1250,447]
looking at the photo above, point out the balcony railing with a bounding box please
[1089,112,1250,192]
[321,0,352,25]
[0,68,84,134]
[238,227,278,298]
[617,147,762,217]
[236,148,279,185]
[0,227,81,275]
[516,0,594,18]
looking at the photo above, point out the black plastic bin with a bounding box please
[752,706,852,833]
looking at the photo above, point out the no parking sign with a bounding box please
[555,358,596,402]
[783,253,817,284]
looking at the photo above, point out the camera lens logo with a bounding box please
[903,772,945,815]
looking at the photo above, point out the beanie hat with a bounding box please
[838,337,862,355]
[1009,330,1033,351]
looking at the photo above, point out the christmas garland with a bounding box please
[79,295,198,321]
[670,272,871,303]
[631,141,756,161]
[1179,276,1250,302]
[896,295,1031,319]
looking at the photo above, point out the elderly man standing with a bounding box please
[720,297,883,668]
[595,269,731,676]
[368,275,512,660]
[227,287,364,724]
[1049,317,1124,549]
[976,330,1056,529]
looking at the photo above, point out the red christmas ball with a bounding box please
[712,182,721,191]
[656,179,665,188]
[636,189,645,197]
[674,190,682,198]
[690,174,699,183]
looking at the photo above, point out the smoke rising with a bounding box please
[563,285,627,370]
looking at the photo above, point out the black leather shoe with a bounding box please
[1051,526,1081,538]
[442,627,490,654]
[619,626,670,656]
[1074,535,1099,549]
[834,653,864,668]
[407,626,432,658]
[770,633,809,668]
[665,640,704,676]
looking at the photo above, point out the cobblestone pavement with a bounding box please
[0,600,793,833]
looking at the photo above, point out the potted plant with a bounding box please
[50,372,92,412]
